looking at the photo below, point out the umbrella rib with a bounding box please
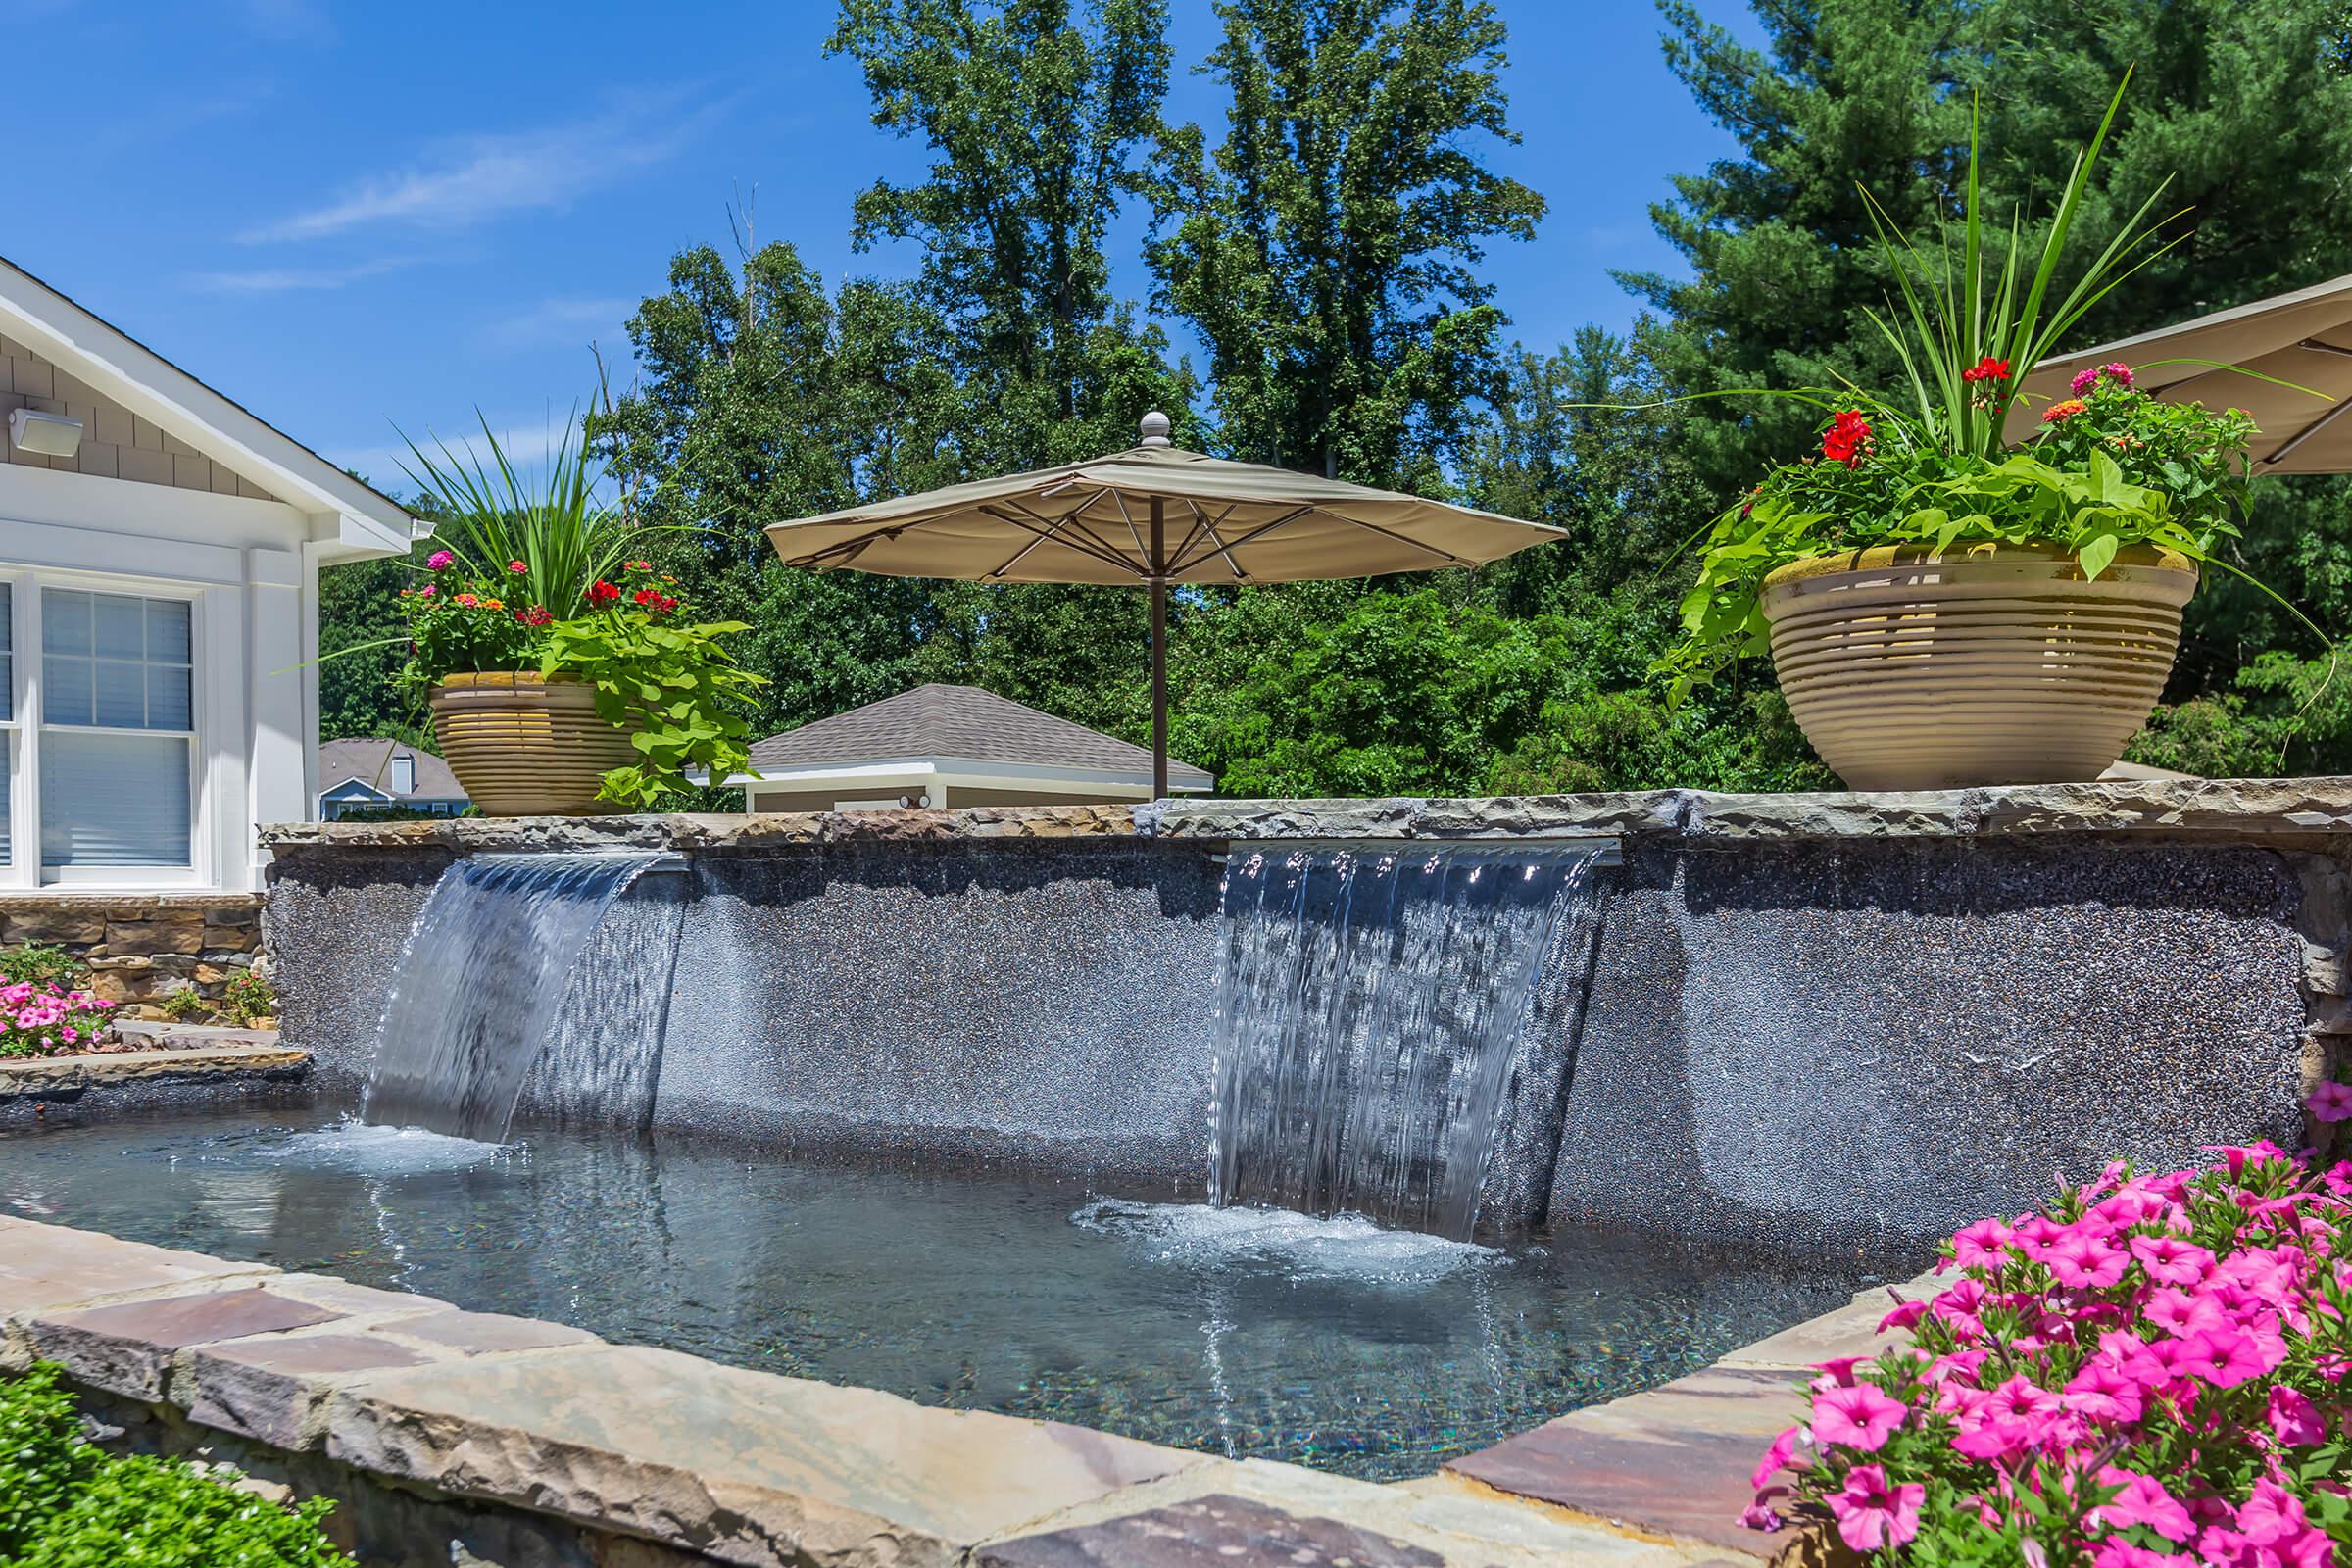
[976,502,1142,577]
[778,524,906,570]
[1179,500,1251,581]
[992,492,1139,572]
[1325,511,1477,567]
[1167,504,1320,573]
[2262,396,2352,466]
[1107,489,1152,565]
[981,488,1115,579]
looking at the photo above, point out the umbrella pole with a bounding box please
[1150,497,1168,799]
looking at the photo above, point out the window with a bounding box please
[39,588,193,869]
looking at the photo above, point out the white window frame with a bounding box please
[0,565,213,890]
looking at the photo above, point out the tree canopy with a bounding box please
[324,0,2352,789]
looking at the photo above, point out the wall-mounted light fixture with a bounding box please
[8,409,83,459]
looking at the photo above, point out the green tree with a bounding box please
[1144,0,1544,488]
[829,0,1195,466]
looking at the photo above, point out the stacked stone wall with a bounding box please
[0,894,265,1019]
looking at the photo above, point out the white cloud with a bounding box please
[482,296,635,352]
[241,87,725,244]
[183,256,421,294]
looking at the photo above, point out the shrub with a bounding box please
[159,988,209,1023]
[219,971,278,1028]
[0,943,87,990]
[1745,1107,2352,1567]
[0,1364,352,1567]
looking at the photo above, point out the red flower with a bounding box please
[2042,398,2087,424]
[633,587,660,607]
[1820,410,1874,468]
[588,580,621,604]
[1961,355,2011,384]
[516,606,554,627]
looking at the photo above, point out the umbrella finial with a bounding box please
[1138,411,1172,448]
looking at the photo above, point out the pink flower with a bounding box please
[2268,1385,2327,1446]
[2071,366,2103,396]
[1809,1356,1866,1392]
[507,560,528,574]
[2311,1081,2352,1123]
[2093,1544,2194,1568]
[1749,1426,1801,1490]
[2180,1326,2270,1389]
[2145,1286,2227,1339]
[2132,1233,2216,1287]
[1878,1298,1929,1333]
[1952,1217,2014,1268]
[1827,1465,1923,1552]
[1736,1498,1783,1534]
[2104,361,2136,388]
[2064,1359,2146,1422]
[425,549,455,570]
[1811,1383,1907,1451]
[2094,1466,2196,1544]
[2048,1231,2130,1289]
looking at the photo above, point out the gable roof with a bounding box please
[318,739,466,802]
[748,683,1213,790]
[0,255,421,560]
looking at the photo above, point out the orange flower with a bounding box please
[2042,399,2087,423]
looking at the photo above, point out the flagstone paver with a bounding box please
[321,1343,1206,1568]
[186,1332,437,1448]
[24,1284,347,1398]
[0,1043,307,1098]
[978,1493,1444,1568]
[0,1214,270,1327]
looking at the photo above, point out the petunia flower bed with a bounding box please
[1745,1104,2352,1568]
[0,980,118,1058]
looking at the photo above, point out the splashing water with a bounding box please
[1208,842,1609,1240]
[363,853,682,1142]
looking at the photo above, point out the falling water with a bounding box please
[363,853,680,1142]
[1209,842,1609,1241]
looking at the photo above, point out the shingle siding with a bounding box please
[0,336,280,501]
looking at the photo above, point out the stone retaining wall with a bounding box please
[0,893,265,1019]
[257,778,2352,1248]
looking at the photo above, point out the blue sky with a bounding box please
[10,1,1762,493]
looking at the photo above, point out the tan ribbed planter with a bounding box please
[1760,542,2197,791]
[429,672,637,818]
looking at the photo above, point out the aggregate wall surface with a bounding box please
[261,780,2347,1245]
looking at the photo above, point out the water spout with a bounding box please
[363,853,682,1141]
[1208,842,1609,1240]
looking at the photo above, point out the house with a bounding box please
[317,738,468,820]
[0,257,420,892]
[732,683,1213,810]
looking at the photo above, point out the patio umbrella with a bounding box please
[764,413,1568,796]
[2008,271,2352,472]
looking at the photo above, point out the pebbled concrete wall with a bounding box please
[1549,839,2310,1250]
[262,781,2347,1242]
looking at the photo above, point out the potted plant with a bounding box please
[1658,83,2304,791]
[394,421,763,817]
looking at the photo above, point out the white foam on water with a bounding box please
[221,1117,514,1177]
[1071,1198,1500,1285]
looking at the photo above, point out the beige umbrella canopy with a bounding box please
[764,412,1567,795]
[2008,272,2352,473]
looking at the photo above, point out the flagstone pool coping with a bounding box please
[0,1039,305,1100]
[0,1212,1931,1567]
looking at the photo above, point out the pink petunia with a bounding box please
[1749,1426,1801,1490]
[2131,1233,2216,1288]
[2144,1287,2227,1339]
[2268,1385,2328,1446]
[1952,1217,2014,1268]
[1811,1383,1907,1451]
[2180,1326,2270,1389]
[1827,1464,1924,1553]
[2064,1359,2146,1423]
[1736,1498,1783,1534]
[2047,1231,2131,1289]
[2093,1466,2196,1544]
[2311,1081,2352,1123]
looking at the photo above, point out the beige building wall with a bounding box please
[0,337,280,501]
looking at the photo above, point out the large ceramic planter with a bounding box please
[429,671,636,817]
[1759,542,2197,791]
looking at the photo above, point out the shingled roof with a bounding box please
[747,684,1212,790]
[318,738,466,802]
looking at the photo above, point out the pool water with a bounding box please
[0,1101,1898,1480]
